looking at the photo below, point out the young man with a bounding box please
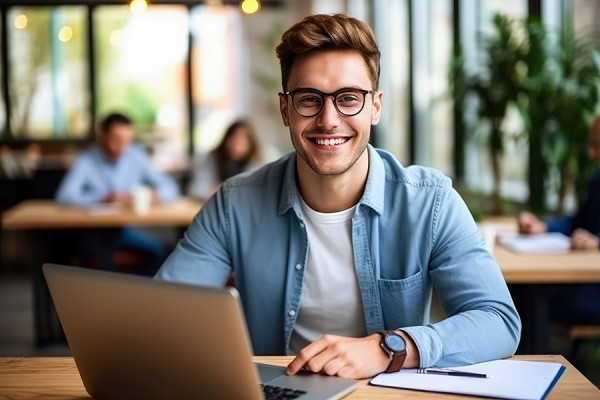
[156,14,520,378]
[56,112,180,274]
[56,113,179,207]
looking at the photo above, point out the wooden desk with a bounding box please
[0,198,203,347]
[482,217,600,354]
[0,355,597,399]
[496,244,600,284]
[1,198,203,230]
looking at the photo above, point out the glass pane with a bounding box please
[190,5,244,153]
[7,6,90,139]
[94,5,189,171]
[374,0,410,165]
[461,0,528,201]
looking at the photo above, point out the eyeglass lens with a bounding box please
[292,89,366,117]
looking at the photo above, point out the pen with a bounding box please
[417,368,491,378]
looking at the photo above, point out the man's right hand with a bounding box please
[517,211,547,234]
[102,192,132,206]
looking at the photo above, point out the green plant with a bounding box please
[454,12,600,216]
[454,14,523,214]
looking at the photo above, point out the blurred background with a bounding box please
[1,0,600,387]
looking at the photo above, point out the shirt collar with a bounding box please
[278,144,385,216]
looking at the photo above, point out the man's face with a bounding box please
[100,123,133,162]
[279,50,382,177]
[588,121,600,167]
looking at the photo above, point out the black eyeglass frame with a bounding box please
[282,88,375,117]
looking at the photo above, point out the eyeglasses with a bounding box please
[283,88,374,117]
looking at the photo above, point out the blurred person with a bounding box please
[188,120,263,200]
[518,116,600,324]
[156,13,520,379]
[55,112,180,275]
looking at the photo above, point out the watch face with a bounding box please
[385,334,406,352]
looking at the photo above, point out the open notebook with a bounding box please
[370,359,565,400]
[499,232,571,254]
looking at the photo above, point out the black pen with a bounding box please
[417,368,491,378]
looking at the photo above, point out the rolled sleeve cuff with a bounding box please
[402,325,443,367]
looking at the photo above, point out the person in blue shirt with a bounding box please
[518,116,600,324]
[56,112,180,274]
[155,13,520,378]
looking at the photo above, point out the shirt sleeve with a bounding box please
[154,186,231,286]
[546,216,574,235]
[402,181,521,367]
[137,148,180,203]
[55,153,105,207]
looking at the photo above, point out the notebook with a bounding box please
[499,232,571,254]
[43,263,358,400]
[370,359,565,400]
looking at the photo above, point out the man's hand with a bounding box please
[286,332,419,379]
[517,211,547,234]
[570,228,600,250]
[102,192,131,206]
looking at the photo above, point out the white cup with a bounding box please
[132,185,152,215]
[479,224,497,255]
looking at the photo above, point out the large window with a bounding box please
[94,5,189,170]
[460,0,529,200]
[7,6,89,139]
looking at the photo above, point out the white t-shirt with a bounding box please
[289,198,368,354]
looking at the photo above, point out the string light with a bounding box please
[240,0,260,15]
[58,26,73,42]
[130,0,148,13]
[15,14,28,29]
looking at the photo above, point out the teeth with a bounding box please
[315,138,348,146]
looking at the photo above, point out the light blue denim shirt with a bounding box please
[156,145,520,367]
[56,145,180,207]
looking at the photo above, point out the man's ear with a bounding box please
[371,90,383,126]
[279,93,290,127]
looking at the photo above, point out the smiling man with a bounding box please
[156,13,520,379]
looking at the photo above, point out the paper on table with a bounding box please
[499,232,571,254]
[85,203,123,216]
[370,359,565,400]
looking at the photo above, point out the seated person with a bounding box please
[56,112,180,275]
[518,116,600,324]
[156,13,520,379]
[188,119,263,200]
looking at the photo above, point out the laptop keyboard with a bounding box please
[261,384,307,399]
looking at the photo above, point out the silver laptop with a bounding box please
[43,263,358,400]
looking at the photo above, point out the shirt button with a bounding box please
[299,222,305,229]
[288,310,296,317]
[295,264,302,271]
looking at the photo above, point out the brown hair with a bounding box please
[275,13,380,92]
[213,119,261,181]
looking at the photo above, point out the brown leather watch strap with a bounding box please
[385,351,407,373]
[378,330,408,373]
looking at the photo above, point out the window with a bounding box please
[7,6,89,139]
[94,5,189,170]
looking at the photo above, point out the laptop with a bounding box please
[43,263,359,400]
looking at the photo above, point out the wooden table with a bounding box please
[0,355,597,399]
[1,198,203,347]
[482,217,600,354]
[496,245,600,284]
[1,198,203,230]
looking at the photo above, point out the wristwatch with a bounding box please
[378,330,407,373]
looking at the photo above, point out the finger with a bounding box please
[286,337,330,375]
[321,356,347,377]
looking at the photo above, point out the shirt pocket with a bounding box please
[377,270,424,328]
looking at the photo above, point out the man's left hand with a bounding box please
[570,228,600,250]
